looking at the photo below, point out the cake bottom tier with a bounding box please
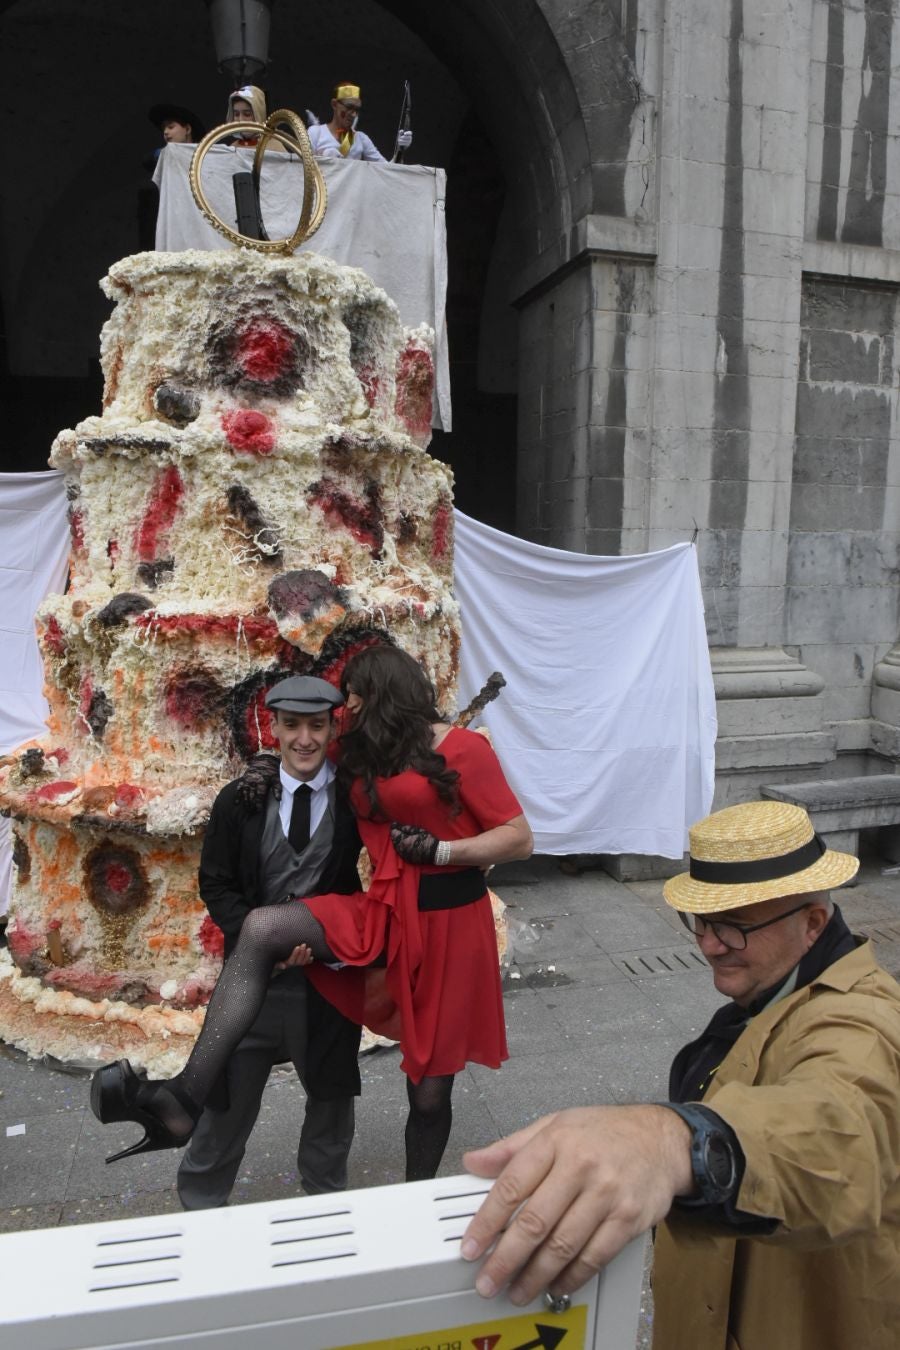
[0,954,202,1076]
[6,819,220,1010]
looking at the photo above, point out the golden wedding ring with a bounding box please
[189,109,327,253]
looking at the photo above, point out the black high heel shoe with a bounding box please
[89,1060,198,1164]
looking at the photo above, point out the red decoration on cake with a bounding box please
[32,780,79,803]
[43,616,66,657]
[221,409,276,455]
[241,686,278,752]
[104,861,132,893]
[78,675,94,733]
[198,913,225,959]
[113,783,144,810]
[135,464,184,560]
[164,669,224,729]
[133,611,279,644]
[236,319,295,383]
[69,508,85,552]
[356,363,381,408]
[395,341,434,437]
[307,478,384,557]
[432,499,452,559]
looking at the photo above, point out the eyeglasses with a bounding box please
[337,101,360,112]
[678,901,812,951]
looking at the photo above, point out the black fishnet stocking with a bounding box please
[171,903,335,1108]
[405,1073,455,1181]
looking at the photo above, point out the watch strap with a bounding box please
[661,1102,739,1206]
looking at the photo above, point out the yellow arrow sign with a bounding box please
[331,1303,587,1350]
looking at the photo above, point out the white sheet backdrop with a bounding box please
[0,477,716,872]
[0,472,71,913]
[453,513,717,857]
[153,146,450,430]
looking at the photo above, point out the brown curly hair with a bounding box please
[338,645,459,818]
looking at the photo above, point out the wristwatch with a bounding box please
[662,1103,739,1206]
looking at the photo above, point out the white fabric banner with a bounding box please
[153,145,450,430]
[453,513,717,858]
[0,472,71,913]
[0,478,716,863]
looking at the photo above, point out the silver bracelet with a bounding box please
[434,839,452,866]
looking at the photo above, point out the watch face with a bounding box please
[704,1133,736,1192]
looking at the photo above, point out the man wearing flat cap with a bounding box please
[177,675,363,1209]
[460,800,900,1349]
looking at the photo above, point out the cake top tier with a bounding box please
[93,249,433,445]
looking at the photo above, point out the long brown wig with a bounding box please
[338,645,460,818]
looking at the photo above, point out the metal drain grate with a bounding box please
[860,923,900,945]
[612,948,708,978]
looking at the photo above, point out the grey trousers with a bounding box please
[177,972,355,1210]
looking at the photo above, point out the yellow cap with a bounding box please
[335,83,361,102]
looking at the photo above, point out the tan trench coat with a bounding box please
[652,942,900,1350]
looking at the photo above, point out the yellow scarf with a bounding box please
[339,128,354,156]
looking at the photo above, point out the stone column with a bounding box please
[646,0,831,801]
[872,645,900,764]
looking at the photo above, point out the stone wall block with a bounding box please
[786,583,900,645]
[788,531,900,587]
[803,281,897,332]
[805,328,885,384]
[789,483,887,532]
[740,38,811,115]
[715,730,837,771]
[717,695,826,736]
[792,431,890,488]
[794,380,891,442]
[790,640,884,690]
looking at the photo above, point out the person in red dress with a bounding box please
[91,646,533,1181]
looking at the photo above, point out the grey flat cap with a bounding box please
[265,675,344,714]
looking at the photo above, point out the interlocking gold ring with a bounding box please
[189,109,327,254]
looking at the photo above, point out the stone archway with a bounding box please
[373,0,648,537]
[4,0,646,538]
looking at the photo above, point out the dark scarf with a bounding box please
[669,905,857,1103]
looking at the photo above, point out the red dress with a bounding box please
[304,728,521,1083]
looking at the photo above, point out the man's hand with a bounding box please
[274,943,314,973]
[460,1105,693,1306]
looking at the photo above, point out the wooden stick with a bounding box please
[455,672,506,728]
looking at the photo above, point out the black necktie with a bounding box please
[288,784,312,853]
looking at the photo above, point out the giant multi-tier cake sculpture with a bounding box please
[0,247,456,1072]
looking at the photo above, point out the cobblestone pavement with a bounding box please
[1,851,897,1345]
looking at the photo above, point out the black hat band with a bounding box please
[689,833,826,885]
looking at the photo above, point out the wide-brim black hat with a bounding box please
[148,103,206,139]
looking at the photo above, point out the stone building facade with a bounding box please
[3,0,900,811]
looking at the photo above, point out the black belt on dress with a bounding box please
[417,867,487,912]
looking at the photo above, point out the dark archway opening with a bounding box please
[1,0,523,532]
[430,108,516,532]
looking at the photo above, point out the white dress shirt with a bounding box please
[278,760,334,841]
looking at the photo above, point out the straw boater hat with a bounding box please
[663,800,859,914]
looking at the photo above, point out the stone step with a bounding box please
[761,774,900,857]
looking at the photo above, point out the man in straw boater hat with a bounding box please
[459,801,900,1349]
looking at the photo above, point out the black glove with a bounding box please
[236,752,280,812]
[390,821,439,865]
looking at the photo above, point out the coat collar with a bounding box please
[708,940,879,1090]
